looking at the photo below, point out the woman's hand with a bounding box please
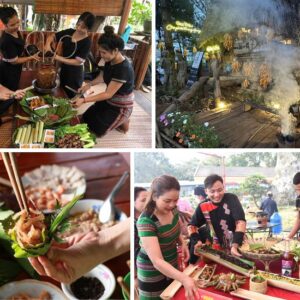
[0,91,13,100]
[29,219,130,284]
[13,89,26,99]
[78,83,92,94]
[182,275,199,300]
[31,53,41,62]
[28,231,101,284]
[182,243,190,263]
[71,97,85,108]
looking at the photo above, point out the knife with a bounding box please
[65,85,86,102]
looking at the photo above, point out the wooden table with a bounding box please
[0,152,130,299]
[246,221,280,237]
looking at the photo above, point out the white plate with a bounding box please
[61,264,116,300]
[0,279,67,299]
[69,199,127,221]
[21,165,86,211]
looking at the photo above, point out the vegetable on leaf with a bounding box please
[19,92,76,127]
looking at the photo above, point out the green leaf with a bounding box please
[52,235,65,244]
[49,194,82,234]
[11,240,51,258]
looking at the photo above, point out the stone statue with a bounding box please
[177,54,187,89]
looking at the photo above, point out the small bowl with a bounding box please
[69,199,127,221]
[61,264,116,300]
[0,279,67,299]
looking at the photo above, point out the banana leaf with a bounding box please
[19,92,76,127]
[0,194,82,258]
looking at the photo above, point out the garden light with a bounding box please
[206,45,220,53]
[219,101,226,109]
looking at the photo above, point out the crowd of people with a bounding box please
[0,6,134,136]
[134,172,300,300]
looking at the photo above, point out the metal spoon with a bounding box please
[99,171,129,224]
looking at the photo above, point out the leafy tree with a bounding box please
[128,0,152,28]
[240,174,270,208]
[134,153,202,183]
[227,153,277,167]
[134,152,175,183]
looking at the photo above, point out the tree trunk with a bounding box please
[160,0,174,53]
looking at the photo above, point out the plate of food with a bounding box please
[22,165,86,212]
[61,264,116,300]
[58,199,127,239]
[19,91,76,127]
[49,124,96,149]
[0,279,68,300]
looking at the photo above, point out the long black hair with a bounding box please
[98,25,124,52]
[77,11,95,30]
[0,7,17,25]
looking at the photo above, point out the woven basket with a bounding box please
[249,276,267,294]
[240,249,282,261]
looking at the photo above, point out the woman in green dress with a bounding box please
[137,175,199,300]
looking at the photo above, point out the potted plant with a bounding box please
[249,275,267,294]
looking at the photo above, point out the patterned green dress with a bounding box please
[137,210,180,300]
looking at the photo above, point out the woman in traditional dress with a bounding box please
[0,7,39,91]
[72,26,134,136]
[45,12,95,98]
[136,175,199,300]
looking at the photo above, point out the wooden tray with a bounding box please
[160,265,198,300]
[230,288,284,300]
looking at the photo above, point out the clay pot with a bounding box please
[36,64,57,89]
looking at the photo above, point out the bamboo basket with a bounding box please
[249,276,267,294]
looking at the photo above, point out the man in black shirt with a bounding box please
[288,172,300,239]
[188,174,246,257]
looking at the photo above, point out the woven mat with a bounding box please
[95,101,152,148]
[0,105,15,148]
[77,83,152,148]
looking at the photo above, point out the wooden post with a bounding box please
[135,41,151,89]
[119,0,132,35]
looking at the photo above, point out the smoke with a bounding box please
[202,0,300,135]
[262,42,300,135]
[201,0,286,39]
